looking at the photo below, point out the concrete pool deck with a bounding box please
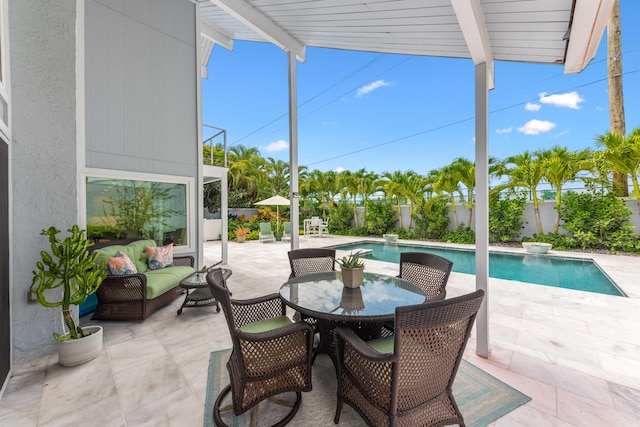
[1,234,639,425]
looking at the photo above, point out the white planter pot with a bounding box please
[58,325,103,367]
[522,242,552,254]
[383,234,398,243]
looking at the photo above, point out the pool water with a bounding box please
[328,241,625,297]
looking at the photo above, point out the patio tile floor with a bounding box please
[2,235,640,426]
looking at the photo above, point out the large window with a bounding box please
[84,173,191,249]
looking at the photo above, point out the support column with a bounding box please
[288,51,300,249]
[475,62,490,358]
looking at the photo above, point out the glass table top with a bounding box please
[280,271,426,318]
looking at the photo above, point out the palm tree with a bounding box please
[596,128,640,213]
[359,171,380,217]
[504,151,546,234]
[433,165,462,230]
[399,171,428,232]
[450,158,475,227]
[227,145,266,206]
[381,170,408,229]
[340,169,365,228]
[541,146,593,233]
[264,157,290,197]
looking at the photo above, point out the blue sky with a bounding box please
[202,2,640,177]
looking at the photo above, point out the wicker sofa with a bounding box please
[89,239,194,320]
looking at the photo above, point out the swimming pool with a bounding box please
[327,241,626,297]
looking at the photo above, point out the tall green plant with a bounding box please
[103,181,179,239]
[489,192,526,242]
[30,226,107,341]
[559,191,639,252]
[363,200,396,235]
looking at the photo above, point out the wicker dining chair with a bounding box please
[398,252,453,301]
[287,248,336,331]
[206,268,314,427]
[334,289,485,427]
[287,248,336,279]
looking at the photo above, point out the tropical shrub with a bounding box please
[559,191,639,252]
[328,200,354,233]
[489,192,526,242]
[442,226,475,244]
[413,198,450,239]
[363,201,397,235]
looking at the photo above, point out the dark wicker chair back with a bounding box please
[206,268,314,426]
[288,248,336,279]
[398,252,453,300]
[334,289,484,427]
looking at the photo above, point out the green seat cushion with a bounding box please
[143,266,194,299]
[240,315,292,333]
[367,336,394,354]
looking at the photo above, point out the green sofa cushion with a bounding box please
[143,266,194,299]
[367,336,394,354]
[239,315,292,333]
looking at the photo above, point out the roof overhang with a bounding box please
[198,0,615,76]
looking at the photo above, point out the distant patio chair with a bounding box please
[282,221,293,241]
[334,290,485,427]
[258,222,275,243]
[318,218,329,237]
[307,217,321,237]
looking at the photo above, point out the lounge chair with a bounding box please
[258,222,275,243]
[282,221,293,241]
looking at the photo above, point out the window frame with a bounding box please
[81,168,195,254]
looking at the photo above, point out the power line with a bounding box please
[229,54,387,146]
[305,68,640,168]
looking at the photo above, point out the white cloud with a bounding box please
[496,127,512,134]
[525,102,541,112]
[517,119,556,135]
[356,80,391,98]
[261,139,289,153]
[335,166,345,173]
[539,91,584,109]
[595,106,604,111]
[322,121,338,126]
[554,130,569,138]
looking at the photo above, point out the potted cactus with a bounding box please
[30,225,107,366]
[335,251,366,288]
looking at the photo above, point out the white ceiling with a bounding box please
[198,0,615,75]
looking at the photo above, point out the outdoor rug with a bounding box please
[204,349,530,427]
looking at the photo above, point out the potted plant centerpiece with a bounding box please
[30,225,108,366]
[335,251,366,288]
[234,226,250,243]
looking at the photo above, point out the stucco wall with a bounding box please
[10,1,78,360]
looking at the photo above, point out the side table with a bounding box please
[177,269,232,315]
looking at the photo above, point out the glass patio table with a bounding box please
[280,271,426,366]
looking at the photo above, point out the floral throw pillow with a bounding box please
[147,243,174,270]
[108,251,138,275]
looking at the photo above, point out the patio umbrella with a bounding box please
[254,195,290,233]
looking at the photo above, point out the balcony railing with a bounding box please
[203,124,227,167]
